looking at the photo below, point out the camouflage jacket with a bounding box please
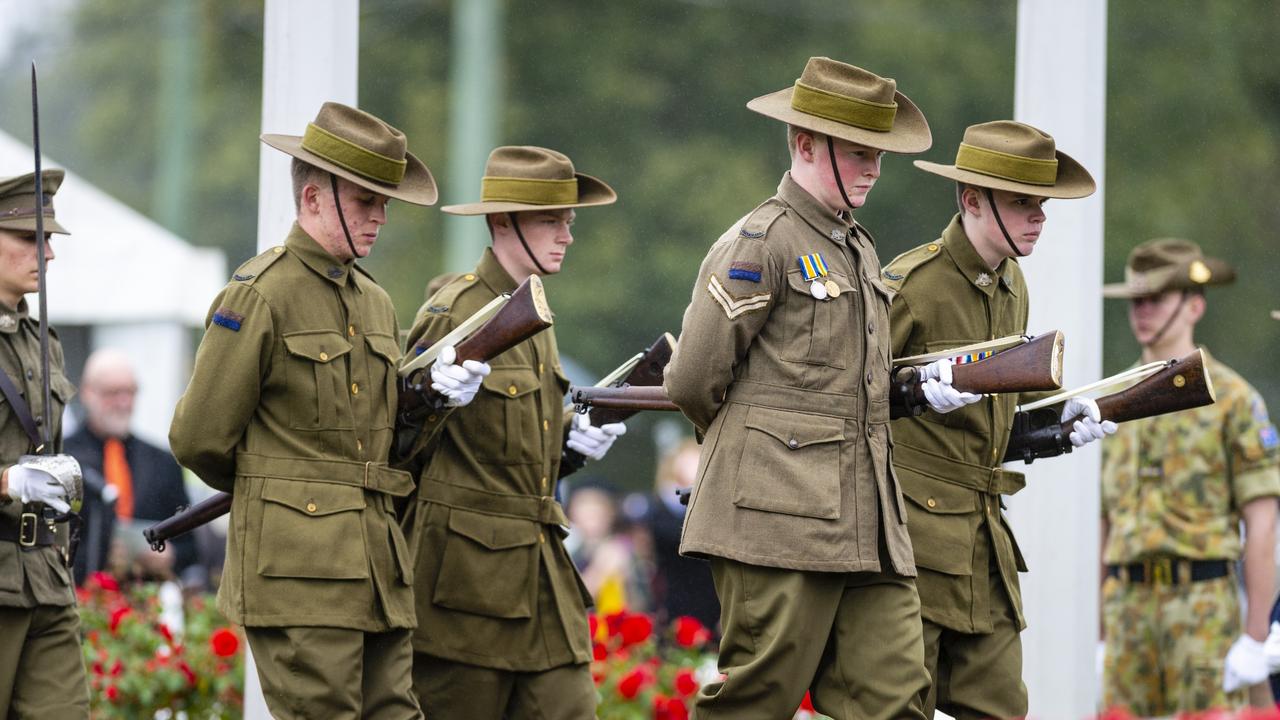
[1101,350,1280,563]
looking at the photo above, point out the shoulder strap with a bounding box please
[0,367,42,451]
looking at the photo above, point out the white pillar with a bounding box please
[249,3,359,716]
[1006,1,1108,717]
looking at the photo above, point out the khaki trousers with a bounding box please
[0,604,89,719]
[411,653,595,720]
[695,558,929,720]
[245,626,421,720]
[915,558,1027,719]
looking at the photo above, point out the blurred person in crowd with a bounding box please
[565,479,651,615]
[1100,240,1280,714]
[644,438,719,632]
[65,348,201,588]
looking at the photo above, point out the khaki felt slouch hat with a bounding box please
[1102,238,1235,299]
[747,56,931,154]
[442,146,616,216]
[262,101,437,206]
[915,120,1095,199]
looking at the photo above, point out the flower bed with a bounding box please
[78,573,244,718]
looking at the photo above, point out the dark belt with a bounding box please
[0,508,58,548]
[1106,558,1230,585]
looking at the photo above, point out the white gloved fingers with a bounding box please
[919,358,955,384]
[1063,396,1102,423]
[437,345,457,366]
[1101,420,1118,435]
[1224,634,1270,691]
[580,426,610,443]
[955,391,982,405]
[1264,621,1280,673]
[922,378,972,414]
[42,496,70,513]
[599,422,627,438]
[435,362,471,382]
[460,360,491,377]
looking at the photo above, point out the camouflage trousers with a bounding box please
[1101,572,1244,715]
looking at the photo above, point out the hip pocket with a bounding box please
[732,405,845,519]
[899,474,979,575]
[256,481,368,580]
[432,508,539,618]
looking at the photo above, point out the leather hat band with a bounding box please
[955,143,1058,186]
[790,81,896,132]
[481,176,579,205]
[302,123,407,185]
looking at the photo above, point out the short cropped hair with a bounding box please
[787,125,823,156]
[291,159,326,211]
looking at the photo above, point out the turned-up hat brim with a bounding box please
[914,149,1095,199]
[441,173,617,216]
[261,133,438,206]
[747,86,932,154]
[1102,254,1235,298]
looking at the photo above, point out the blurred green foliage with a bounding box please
[1,0,1276,492]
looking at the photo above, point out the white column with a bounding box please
[1006,1,1108,717]
[256,0,359,253]
[248,3,359,716]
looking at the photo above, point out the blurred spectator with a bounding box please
[565,479,652,615]
[65,348,204,588]
[643,438,720,632]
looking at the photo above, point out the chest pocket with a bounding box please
[867,277,894,372]
[363,332,400,431]
[779,269,858,370]
[283,330,354,430]
[472,366,544,464]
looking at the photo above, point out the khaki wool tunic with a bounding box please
[883,216,1031,633]
[170,225,417,632]
[665,173,914,576]
[0,300,76,609]
[402,248,592,672]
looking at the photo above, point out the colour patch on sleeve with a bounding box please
[728,261,763,283]
[1262,425,1278,450]
[212,307,244,332]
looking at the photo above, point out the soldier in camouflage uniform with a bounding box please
[0,170,88,719]
[1100,239,1280,715]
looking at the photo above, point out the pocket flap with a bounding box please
[899,474,978,515]
[482,366,540,399]
[364,332,401,363]
[283,331,353,363]
[785,268,856,298]
[448,509,539,550]
[868,275,894,301]
[744,405,844,449]
[261,481,366,516]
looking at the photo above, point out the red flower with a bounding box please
[157,623,174,644]
[619,613,653,648]
[88,571,120,593]
[110,659,124,677]
[589,613,599,639]
[105,684,120,702]
[91,661,104,676]
[178,659,198,686]
[674,668,699,697]
[604,611,626,638]
[673,616,711,648]
[798,691,815,712]
[108,606,131,633]
[654,695,689,720]
[616,666,650,699]
[592,642,608,662]
[210,627,239,658]
[1238,709,1280,720]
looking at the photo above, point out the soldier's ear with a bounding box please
[958,185,982,217]
[300,182,324,215]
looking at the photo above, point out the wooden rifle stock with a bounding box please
[891,331,1064,417]
[1004,348,1215,463]
[144,492,232,552]
[399,275,553,417]
[571,385,679,413]
[586,333,676,425]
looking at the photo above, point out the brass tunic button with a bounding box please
[464,274,476,281]
[508,385,518,396]
[539,532,546,544]
[348,325,356,337]
[538,362,545,374]
[788,438,799,449]
[926,244,939,253]
[541,476,548,490]
[927,498,937,509]
[351,383,359,395]
[306,502,317,513]
[274,246,284,254]
[319,352,329,361]
[543,419,550,432]
[356,439,363,451]
[427,414,438,423]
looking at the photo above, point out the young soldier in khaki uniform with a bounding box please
[665,56,965,720]
[0,170,88,719]
[883,121,1112,719]
[169,103,485,720]
[402,146,624,718]
[1099,239,1280,715]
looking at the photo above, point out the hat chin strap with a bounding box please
[1141,291,1188,348]
[329,174,360,260]
[984,187,1025,258]
[825,136,857,210]
[508,212,550,276]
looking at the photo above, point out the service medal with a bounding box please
[810,280,828,300]
[798,252,832,300]
[824,279,840,297]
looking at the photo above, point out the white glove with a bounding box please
[919,358,981,414]
[429,345,491,407]
[5,463,71,513]
[1062,397,1118,448]
[566,413,627,461]
[1263,621,1280,674]
[1224,633,1270,691]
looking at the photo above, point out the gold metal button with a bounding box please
[538,362,545,374]
[1173,374,1186,388]
[508,385,518,395]
[351,383,359,395]
[319,352,329,361]
[539,532,546,544]
[464,274,476,281]
[274,246,284,254]
[356,439,363,451]
[348,325,356,337]
[427,414,438,423]
[541,476,548,489]
[927,244,939,253]
[543,419,550,432]
[926,498,937,508]
[306,502,317,513]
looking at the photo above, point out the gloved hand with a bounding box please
[566,413,627,461]
[1263,621,1280,674]
[4,460,73,513]
[1223,633,1270,691]
[919,358,981,414]
[1062,397,1118,448]
[430,345,491,407]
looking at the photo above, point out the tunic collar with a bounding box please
[941,215,1019,298]
[777,173,855,246]
[286,223,359,290]
[475,247,519,295]
[0,298,28,334]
